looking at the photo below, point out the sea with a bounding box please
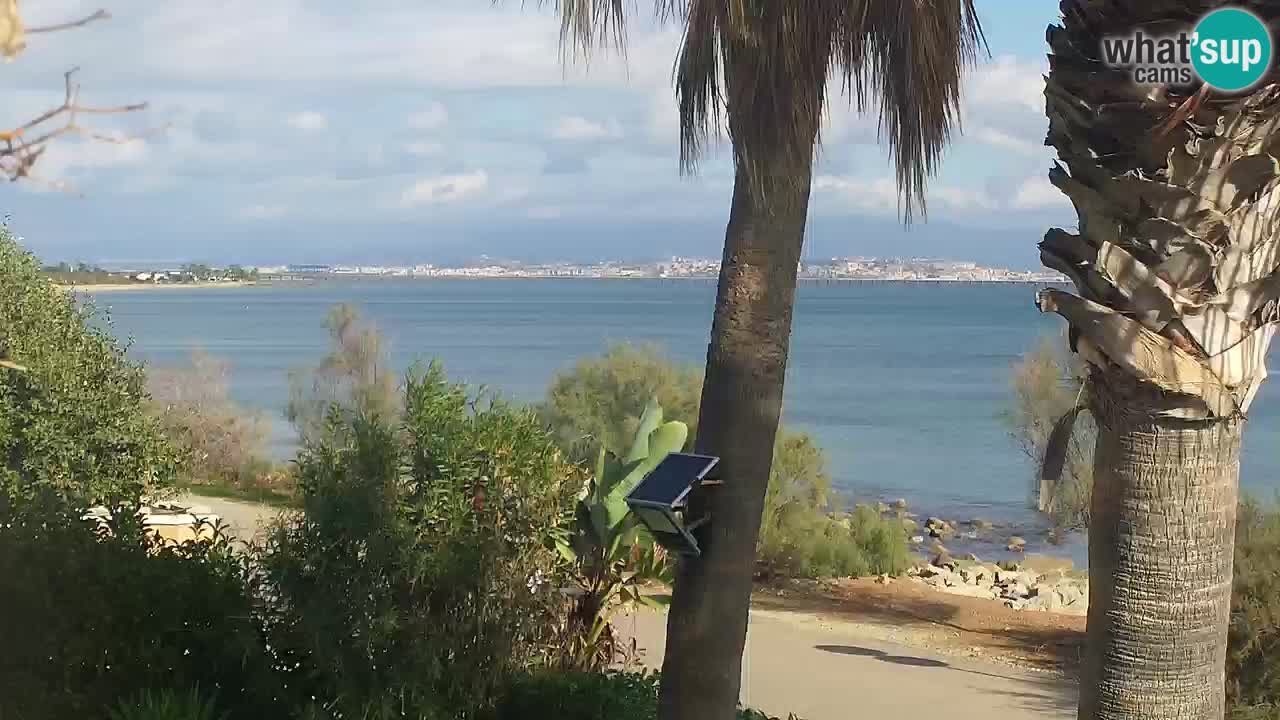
[86,278,1280,564]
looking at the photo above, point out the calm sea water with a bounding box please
[88,279,1280,559]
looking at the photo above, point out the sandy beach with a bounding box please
[66,281,256,293]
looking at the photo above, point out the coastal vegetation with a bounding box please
[286,303,400,446]
[147,351,280,497]
[2,237,804,718]
[0,226,176,508]
[543,343,909,580]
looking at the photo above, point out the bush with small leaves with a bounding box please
[0,493,291,720]
[261,362,577,719]
[495,671,802,720]
[0,225,176,508]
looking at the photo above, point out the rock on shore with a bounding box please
[906,559,1088,617]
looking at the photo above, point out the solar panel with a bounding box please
[627,453,719,507]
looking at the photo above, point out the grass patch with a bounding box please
[179,482,298,508]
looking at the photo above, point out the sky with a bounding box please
[1,0,1075,268]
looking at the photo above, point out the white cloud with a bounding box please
[972,127,1044,157]
[552,115,623,141]
[286,111,328,131]
[240,204,289,220]
[933,186,998,212]
[966,55,1046,115]
[399,170,489,208]
[406,141,444,157]
[1012,174,1071,211]
[409,103,449,131]
[815,172,1067,217]
[813,175,903,213]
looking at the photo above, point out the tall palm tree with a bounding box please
[1038,2,1280,718]
[534,2,983,718]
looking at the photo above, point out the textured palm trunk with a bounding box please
[1081,371,1242,720]
[1037,4,1280,719]
[658,75,817,720]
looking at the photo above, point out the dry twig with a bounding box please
[0,67,148,182]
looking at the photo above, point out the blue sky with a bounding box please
[2,0,1073,268]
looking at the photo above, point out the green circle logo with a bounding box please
[1192,8,1273,92]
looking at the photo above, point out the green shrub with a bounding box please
[0,494,291,720]
[544,345,903,579]
[497,671,660,720]
[496,672,800,720]
[1228,499,1280,719]
[543,343,702,465]
[0,225,176,508]
[109,688,227,720]
[758,504,909,579]
[261,362,574,719]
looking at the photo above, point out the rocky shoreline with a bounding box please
[905,557,1089,616]
[846,500,1090,618]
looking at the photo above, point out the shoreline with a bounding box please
[267,274,1064,284]
[66,280,256,293]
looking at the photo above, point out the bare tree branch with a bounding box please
[0,67,149,183]
[26,9,110,34]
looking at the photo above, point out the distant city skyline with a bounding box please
[93,255,1068,284]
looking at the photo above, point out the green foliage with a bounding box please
[109,688,228,720]
[0,226,176,508]
[543,343,701,465]
[1006,337,1093,531]
[758,504,909,579]
[496,672,801,720]
[0,494,290,720]
[286,303,400,446]
[261,362,574,719]
[497,671,660,720]
[552,399,684,670]
[543,345,898,579]
[1228,499,1280,719]
[148,351,279,491]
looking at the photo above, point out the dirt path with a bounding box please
[617,608,1075,720]
[178,493,288,544]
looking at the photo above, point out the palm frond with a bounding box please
[537,0,986,220]
[535,0,686,60]
[834,0,986,221]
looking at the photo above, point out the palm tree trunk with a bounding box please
[1081,371,1242,720]
[657,126,816,720]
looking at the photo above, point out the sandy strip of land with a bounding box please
[67,281,256,293]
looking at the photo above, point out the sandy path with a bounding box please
[617,608,1075,720]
